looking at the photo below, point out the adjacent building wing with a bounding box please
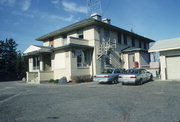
[149,38,180,52]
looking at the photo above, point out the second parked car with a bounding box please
[118,68,153,85]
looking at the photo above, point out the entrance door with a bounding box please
[128,53,135,69]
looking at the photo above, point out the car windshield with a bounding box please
[126,69,139,74]
[102,69,113,73]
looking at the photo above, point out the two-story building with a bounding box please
[24,14,155,83]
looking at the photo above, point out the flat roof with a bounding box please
[36,17,155,43]
[149,38,180,52]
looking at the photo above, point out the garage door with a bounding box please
[166,56,180,80]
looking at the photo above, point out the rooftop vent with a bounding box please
[91,13,102,21]
[102,18,111,24]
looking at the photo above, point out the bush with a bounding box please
[71,75,92,83]
[49,79,59,83]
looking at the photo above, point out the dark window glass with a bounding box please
[139,41,142,48]
[132,37,135,47]
[124,34,127,45]
[33,56,40,70]
[144,42,147,49]
[118,32,121,44]
[76,49,88,68]
[77,29,84,39]
[103,69,113,73]
[62,34,67,39]
[104,30,110,39]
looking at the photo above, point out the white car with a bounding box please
[118,69,153,85]
[93,68,124,84]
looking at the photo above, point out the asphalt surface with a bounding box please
[0,80,180,122]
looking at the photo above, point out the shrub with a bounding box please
[71,75,92,83]
[49,79,59,83]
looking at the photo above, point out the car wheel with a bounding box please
[138,79,143,85]
[115,78,118,84]
[149,75,153,81]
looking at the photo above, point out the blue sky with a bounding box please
[0,0,180,51]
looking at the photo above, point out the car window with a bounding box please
[141,70,146,74]
[115,69,121,73]
[103,69,113,73]
[127,69,139,74]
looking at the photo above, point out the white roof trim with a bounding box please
[23,45,51,55]
[149,46,180,52]
[148,37,180,52]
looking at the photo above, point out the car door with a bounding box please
[141,69,146,82]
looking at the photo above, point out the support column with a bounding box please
[160,56,166,80]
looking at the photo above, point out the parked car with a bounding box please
[93,68,124,84]
[118,68,153,85]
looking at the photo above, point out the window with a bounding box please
[124,34,127,45]
[144,42,147,49]
[118,32,121,44]
[62,33,67,39]
[76,50,88,68]
[33,56,40,70]
[104,29,110,39]
[77,29,84,39]
[132,37,135,47]
[139,41,142,48]
[49,37,54,47]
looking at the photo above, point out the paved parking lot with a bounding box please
[0,80,180,122]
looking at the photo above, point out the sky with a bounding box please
[0,0,180,52]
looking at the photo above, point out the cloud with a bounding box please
[12,11,34,18]
[0,0,16,7]
[62,1,87,14]
[22,0,31,11]
[45,14,74,22]
[51,0,59,4]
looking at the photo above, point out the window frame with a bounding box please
[33,56,40,70]
[76,49,89,68]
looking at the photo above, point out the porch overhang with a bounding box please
[52,44,94,51]
[23,45,52,56]
[121,47,147,53]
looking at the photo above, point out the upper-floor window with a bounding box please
[144,42,147,49]
[104,29,110,39]
[62,33,67,39]
[33,56,40,70]
[77,29,84,39]
[132,37,135,47]
[118,32,121,44]
[139,41,142,48]
[124,34,127,45]
[49,37,54,47]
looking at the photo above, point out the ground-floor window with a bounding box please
[33,56,40,70]
[75,49,89,68]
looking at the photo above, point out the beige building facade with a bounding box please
[24,14,154,83]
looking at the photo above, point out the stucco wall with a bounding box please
[40,71,54,81]
[53,50,71,81]
[43,40,49,46]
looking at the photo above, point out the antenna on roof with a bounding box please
[87,0,102,16]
